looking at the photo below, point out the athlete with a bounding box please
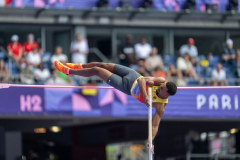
[54,61,177,153]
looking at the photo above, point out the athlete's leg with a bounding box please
[67,62,135,77]
[55,61,112,82]
[55,61,131,94]
[69,67,112,82]
[82,62,115,73]
[66,62,116,73]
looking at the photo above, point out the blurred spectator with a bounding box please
[208,52,213,60]
[19,55,27,69]
[151,67,165,77]
[47,70,67,84]
[34,63,50,83]
[38,48,43,56]
[26,47,42,69]
[0,0,12,6]
[136,59,150,76]
[145,47,163,71]
[20,63,34,84]
[141,0,152,8]
[27,149,39,160]
[237,67,240,78]
[177,54,198,79]
[211,133,221,155]
[166,64,182,78]
[51,46,68,67]
[118,34,137,66]
[185,130,201,154]
[55,70,74,84]
[222,39,236,68]
[180,38,198,65]
[134,37,152,59]
[117,154,122,160]
[23,33,39,55]
[211,63,228,86]
[237,49,240,68]
[7,34,22,64]
[166,64,186,86]
[0,59,9,82]
[179,38,198,57]
[96,0,108,7]
[70,34,89,64]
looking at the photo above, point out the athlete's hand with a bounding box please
[144,98,150,108]
[147,143,154,154]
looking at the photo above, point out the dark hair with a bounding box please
[166,82,177,96]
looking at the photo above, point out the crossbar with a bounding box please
[1,83,240,89]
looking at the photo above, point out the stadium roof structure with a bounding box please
[1,7,240,29]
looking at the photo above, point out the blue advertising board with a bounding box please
[0,85,239,119]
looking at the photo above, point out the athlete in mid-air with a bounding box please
[54,61,177,153]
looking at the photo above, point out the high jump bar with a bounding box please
[1,83,240,89]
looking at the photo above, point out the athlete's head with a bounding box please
[156,82,177,99]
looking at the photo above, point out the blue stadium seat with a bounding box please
[198,55,205,62]
[194,66,204,76]
[40,0,99,9]
[223,66,234,78]
[205,67,212,78]
[154,0,186,11]
[163,54,176,66]
[186,79,196,86]
[11,61,19,75]
[196,0,228,12]
[42,52,52,69]
[208,55,220,68]
[228,81,235,86]
[109,0,139,9]
[5,60,20,75]
[109,0,121,8]
[0,51,5,59]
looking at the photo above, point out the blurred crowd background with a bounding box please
[1,0,240,160]
[0,32,240,87]
[0,0,240,87]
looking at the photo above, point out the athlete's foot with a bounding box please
[65,63,82,69]
[54,61,72,76]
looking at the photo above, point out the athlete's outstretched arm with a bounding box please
[148,102,166,154]
[146,77,166,86]
[137,78,150,108]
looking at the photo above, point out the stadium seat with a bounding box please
[49,0,99,9]
[223,66,234,78]
[208,55,220,68]
[42,52,52,69]
[198,54,205,61]
[0,51,5,59]
[228,81,235,86]
[205,67,212,78]
[109,0,121,8]
[5,60,20,75]
[194,66,204,77]
[163,54,176,66]
[108,0,144,9]
[186,79,196,86]
[154,0,186,11]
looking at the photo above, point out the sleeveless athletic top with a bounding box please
[130,76,168,104]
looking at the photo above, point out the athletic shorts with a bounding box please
[106,64,142,95]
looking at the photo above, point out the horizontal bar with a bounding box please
[189,154,240,158]
[1,84,240,89]
[8,84,114,89]
[178,86,240,89]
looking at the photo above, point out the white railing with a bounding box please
[186,153,240,160]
